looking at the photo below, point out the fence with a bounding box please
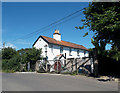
[35,57,96,75]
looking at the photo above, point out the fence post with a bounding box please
[57,61,58,73]
[90,58,94,74]
[46,61,47,72]
[71,59,73,73]
[94,59,98,77]
[75,59,78,74]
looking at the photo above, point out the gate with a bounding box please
[35,57,95,75]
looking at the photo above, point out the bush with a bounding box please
[2,55,21,72]
[2,47,17,59]
[2,47,42,72]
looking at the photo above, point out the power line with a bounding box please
[12,6,88,42]
[22,13,83,40]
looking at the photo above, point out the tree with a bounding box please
[2,55,21,72]
[2,47,21,72]
[76,2,120,60]
[2,47,42,72]
[2,47,17,59]
[17,48,42,71]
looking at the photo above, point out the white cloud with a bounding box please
[16,39,31,45]
[0,41,2,48]
[5,42,16,49]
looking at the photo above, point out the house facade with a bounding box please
[33,30,89,60]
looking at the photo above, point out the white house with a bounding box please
[33,30,89,61]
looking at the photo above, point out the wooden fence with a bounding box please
[35,57,96,75]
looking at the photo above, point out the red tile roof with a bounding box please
[40,36,88,51]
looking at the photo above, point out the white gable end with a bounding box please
[33,37,48,57]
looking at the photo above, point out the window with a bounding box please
[80,49,84,53]
[77,50,79,56]
[69,48,72,56]
[50,45,53,53]
[84,51,86,56]
[60,47,63,54]
[49,45,53,48]
[84,51,89,57]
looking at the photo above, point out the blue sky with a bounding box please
[2,2,111,50]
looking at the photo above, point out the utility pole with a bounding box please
[3,42,5,49]
[2,42,5,51]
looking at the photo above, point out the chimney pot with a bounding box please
[53,29,61,41]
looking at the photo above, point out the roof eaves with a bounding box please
[32,35,41,47]
[32,35,50,47]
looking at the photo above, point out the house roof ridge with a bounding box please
[61,40,83,46]
[41,35,88,51]
[42,35,81,45]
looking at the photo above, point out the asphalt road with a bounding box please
[2,73,118,91]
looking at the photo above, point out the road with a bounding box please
[2,73,118,91]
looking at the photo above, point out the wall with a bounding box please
[33,37,89,61]
[33,37,48,58]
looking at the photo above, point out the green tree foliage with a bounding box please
[76,2,120,61]
[18,48,42,64]
[108,46,120,61]
[2,47,42,72]
[17,48,42,71]
[2,47,20,72]
[2,56,21,72]
[2,47,17,59]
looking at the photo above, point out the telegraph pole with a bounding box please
[3,42,5,49]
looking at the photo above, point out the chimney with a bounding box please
[53,29,61,41]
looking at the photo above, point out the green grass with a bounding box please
[2,69,15,73]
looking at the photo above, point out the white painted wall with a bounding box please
[33,37,48,58]
[33,37,89,61]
